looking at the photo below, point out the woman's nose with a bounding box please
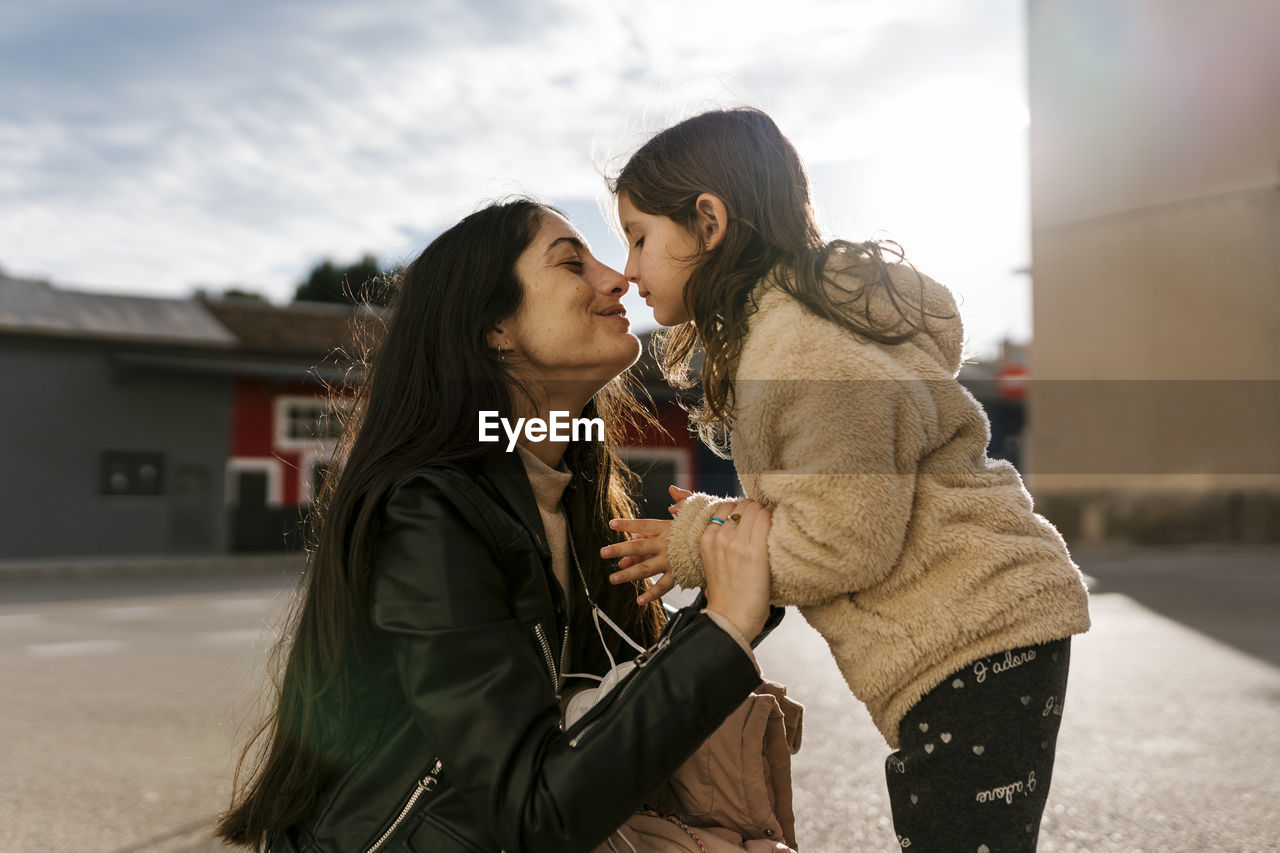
[596,262,628,295]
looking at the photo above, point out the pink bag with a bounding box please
[561,537,802,853]
[591,681,804,853]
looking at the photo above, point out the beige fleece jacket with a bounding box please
[666,258,1091,748]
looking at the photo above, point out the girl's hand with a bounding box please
[701,499,773,640]
[668,484,693,516]
[600,518,674,606]
[600,485,693,606]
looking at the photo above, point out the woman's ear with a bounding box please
[485,325,507,351]
[694,193,729,250]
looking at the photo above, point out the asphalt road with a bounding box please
[1,547,1277,852]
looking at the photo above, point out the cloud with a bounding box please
[0,0,1028,354]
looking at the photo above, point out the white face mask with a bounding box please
[561,603,646,728]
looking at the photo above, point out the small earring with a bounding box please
[498,345,507,362]
[704,239,712,250]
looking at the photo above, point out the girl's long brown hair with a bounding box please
[611,107,951,455]
[215,199,665,850]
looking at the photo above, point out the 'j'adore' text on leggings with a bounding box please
[884,637,1072,852]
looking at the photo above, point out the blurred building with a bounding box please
[198,297,370,552]
[0,273,369,559]
[0,274,238,559]
[1025,0,1280,543]
[0,273,736,559]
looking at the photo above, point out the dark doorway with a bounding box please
[230,469,300,552]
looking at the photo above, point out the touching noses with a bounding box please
[595,262,629,296]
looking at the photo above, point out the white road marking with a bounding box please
[0,614,45,629]
[211,597,275,614]
[100,605,165,621]
[27,639,125,658]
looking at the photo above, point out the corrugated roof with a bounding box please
[201,297,382,359]
[0,273,236,347]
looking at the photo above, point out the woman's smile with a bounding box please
[595,302,629,327]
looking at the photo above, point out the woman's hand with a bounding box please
[701,499,773,640]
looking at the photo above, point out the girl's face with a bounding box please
[494,211,641,392]
[617,192,700,326]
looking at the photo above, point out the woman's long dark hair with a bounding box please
[215,199,665,850]
[610,107,951,455]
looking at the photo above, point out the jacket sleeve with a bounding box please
[666,360,931,606]
[369,472,763,853]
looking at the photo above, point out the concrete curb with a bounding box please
[0,552,306,582]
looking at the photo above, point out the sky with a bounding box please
[1,0,1032,358]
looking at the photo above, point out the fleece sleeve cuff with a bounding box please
[665,491,723,590]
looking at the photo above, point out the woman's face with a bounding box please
[493,211,640,393]
[617,192,699,326]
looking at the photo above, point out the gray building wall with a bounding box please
[0,338,233,559]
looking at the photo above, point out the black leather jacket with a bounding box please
[269,448,781,853]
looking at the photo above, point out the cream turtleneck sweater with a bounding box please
[515,444,574,596]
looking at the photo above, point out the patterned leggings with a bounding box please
[884,638,1071,852]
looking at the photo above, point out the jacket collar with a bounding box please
[475,446,552,560]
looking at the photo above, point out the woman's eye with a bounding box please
[562,259,585,271]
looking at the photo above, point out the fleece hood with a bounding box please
[876,261,965,375]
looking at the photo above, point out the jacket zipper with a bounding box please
[533,622,559,693]
[362,758,444,853]
[555,623,571,730]
[567,609,689,748]
[558,624,569,688]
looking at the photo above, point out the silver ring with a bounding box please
[728,513,742,525]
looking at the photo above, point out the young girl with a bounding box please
[601,108,1091,851]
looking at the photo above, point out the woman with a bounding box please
[214,199,781,853]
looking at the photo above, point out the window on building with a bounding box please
[100,451,166,496]
[281,400,346,443]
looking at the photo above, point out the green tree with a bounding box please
[221,287,267,301]
[294,253,391,306]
